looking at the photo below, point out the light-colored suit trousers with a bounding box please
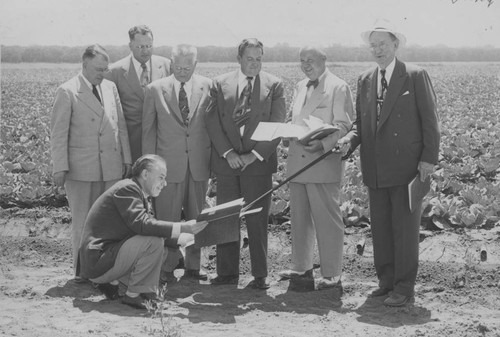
[90,235,164,294]
[155,165,208,271]
[65,179,118,274]
[289,181,344,278]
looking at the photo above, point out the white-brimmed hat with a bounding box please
[361,18,407,47]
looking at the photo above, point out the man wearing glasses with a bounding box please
[50,45,131,282]
[106,25,171,163]
[142,45,212,283]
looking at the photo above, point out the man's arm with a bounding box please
[113,83,132,176]
[205,80,234,156]
[50,86,71,186]
[338,76,363,157]
[251,80,286,159]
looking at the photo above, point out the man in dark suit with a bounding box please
[205,38,286,289]
[79,155,207,309]
[143,44,212,282]
[105,25,171,162]
[338,19,440,306]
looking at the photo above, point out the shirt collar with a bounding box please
[379,58,396,83]
[174,76,193,93]
[238,69,256,89]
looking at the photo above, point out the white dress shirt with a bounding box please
[131,55,150,82]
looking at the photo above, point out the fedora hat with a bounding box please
[361,18,406,47]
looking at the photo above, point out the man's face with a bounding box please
[300,50,326,81]
[129,33,154,64]
[82,54,109,85]
[237,46,262,78]
[172,55,197,83]
[142,163,167,197]
[369,31,398,69]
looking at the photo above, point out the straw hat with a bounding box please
[361,18,407,47]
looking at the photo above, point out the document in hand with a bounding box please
[408,174,431,213]
[250,115,339,145]
[194,198,262,248]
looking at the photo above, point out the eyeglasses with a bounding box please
[134,45,153,51]
[174,66,192,72]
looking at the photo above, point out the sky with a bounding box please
[0,0,499,48]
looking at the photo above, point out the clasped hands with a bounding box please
[225,150,257,171]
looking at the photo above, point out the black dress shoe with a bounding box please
[184,269,208,281]
[210,275,239,285]
[368,287,392,298]
[96,283,120,300]
[122,294,148,310]
[384,292,414,307]
[248,277,270,290]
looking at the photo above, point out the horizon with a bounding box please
[1,0,499,48]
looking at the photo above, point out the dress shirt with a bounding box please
[378,58,396,96]
[131,55,150,82]
[81,72,102,104]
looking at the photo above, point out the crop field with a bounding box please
[1,62,500,229]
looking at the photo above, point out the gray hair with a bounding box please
[131,154,166,178]
[171,44,198,62]
[299,46,327,60]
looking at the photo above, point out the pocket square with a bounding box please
[402,91,410,96]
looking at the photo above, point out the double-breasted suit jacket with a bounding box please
[348,59,440,188]
[142,74,212,184]
[287,69,353,183]
[51,74,131,182]
[206,71,286,177]
[106,55,171,162]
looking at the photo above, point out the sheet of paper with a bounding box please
[251,122,309,141]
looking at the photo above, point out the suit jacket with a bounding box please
[78,178,175,279]
[51,74,131,181]
[346,59,440,188]
[105,55,171,162]
[287,70,353,184]
[205,70,286,176]
[142,74,212,183]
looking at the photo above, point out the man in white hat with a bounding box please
[338,19,440,306]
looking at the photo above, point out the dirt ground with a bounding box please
[0,207,499,337]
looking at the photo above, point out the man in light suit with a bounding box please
[205,38,286,289]
[338,19,440,306]
[79,155,207,309]
[105,25,171,163]
[51,44,132,280]
[279,47,353,292]
[143,44,212,282]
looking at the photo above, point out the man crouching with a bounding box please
[78,154,207,309]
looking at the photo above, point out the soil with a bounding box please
[1,207,499,337]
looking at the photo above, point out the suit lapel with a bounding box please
[377,59,407,131]
[76,75,103,117]
[99,82,113,132]
[188,75,203,121]
[222,72,242,144]
[298,72,328,121]
[124,56,145,100]
[162,78,185,128]
[367,68,378,134]
[150,56,166,82]
[291,81,307,122]
[243,74,265,138]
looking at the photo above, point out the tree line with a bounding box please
[1,44,499,63]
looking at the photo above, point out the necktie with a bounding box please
[376,69,388,123]
[233,77,253,128]
[140,63,149,88]
[92,84,101,103]
[179,82,189,125]
[306,79,319,89]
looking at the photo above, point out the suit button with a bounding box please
[393,132,398,137]
[398,114,401,118]
[100,150,103,153]
[185,150,188,153]
[186,133,189,137]
[301,155,305,158]
[92,118,95,122]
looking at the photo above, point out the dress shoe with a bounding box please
[368,287,392,298]
[248,277,270,290]
[278,269,313,280]
[72,276,89,284]
[384,292,414,307]
[184,269,208,281]
[122,294,153,310]
[317,278,343,294]
[96,283,120,300]
[210,275,239,285]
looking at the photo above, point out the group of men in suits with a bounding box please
[51,18,439,309]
